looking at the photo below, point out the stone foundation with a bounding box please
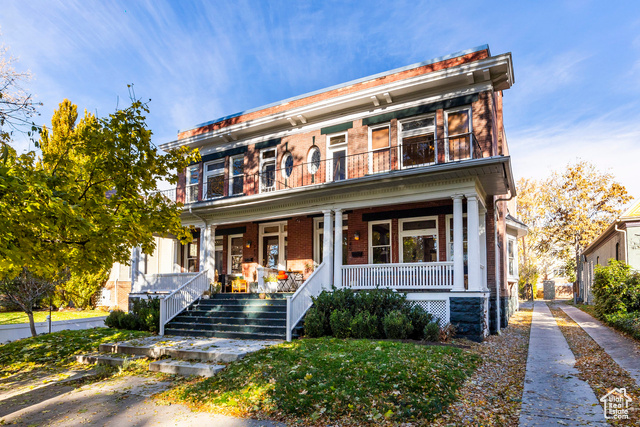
[450,297,487,342]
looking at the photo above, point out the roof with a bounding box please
[582,198,638,255]
[506,214,528,238]
[176,45,493,140]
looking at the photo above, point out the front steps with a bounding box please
[164,293,297,340]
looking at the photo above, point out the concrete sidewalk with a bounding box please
[519,302,606,426]
[561,304,640,385]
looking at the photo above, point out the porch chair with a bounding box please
[231,277,248,293]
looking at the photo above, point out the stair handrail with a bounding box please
[286,262,327,341]
[159,269,209,335]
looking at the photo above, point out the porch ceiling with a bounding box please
[182,156,514,225]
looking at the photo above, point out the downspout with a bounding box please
[494,192,515,334]
[614,222,627,263]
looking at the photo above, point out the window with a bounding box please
[399,115,435,168]
[214,237,223,275]
[203,160,225,199]
[399,217,438,263]
[185,238,198,272]
[307,146,321,175]
[259,222,288,270]
[327,133,347,181]
[281,152,294,179]
[228,235,243,274]
[314,217,348,266]
[260,148,276,192]
[369,125,390,174]
[369,221,391,264]
[446,214,468,271]
[507,237,517,278]
[186,165,199,203]
[229,155,244,196]
[445,107,472,161]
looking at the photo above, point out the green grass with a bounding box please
[159,338,480,424]
[0,327,151,377]
[0,309,107,325]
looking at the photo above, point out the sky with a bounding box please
[2,0,640,199]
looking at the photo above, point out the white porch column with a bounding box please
[452,195,465,291]
[480,208,488,291]
[322,210,334,290]
[333,209,343,289]
[206,225,217,275]
[466,194,482,291]
[198,224,208,273]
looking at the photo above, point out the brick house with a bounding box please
[132,45,523,341]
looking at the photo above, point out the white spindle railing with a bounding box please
[159,270,209,335]
[286,262,327,341]
[342,262,454,290]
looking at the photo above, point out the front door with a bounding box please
[259,222,288,270]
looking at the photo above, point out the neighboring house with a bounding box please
[506,208,528,313]
[579,198,640,304]
[134,45,523,342]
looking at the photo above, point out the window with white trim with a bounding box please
[281,151,294,179]
[204,160,225,199]
[229,155,244,196]
[260,148,276,192]
[186,165,199,203]
[369,220,391,264]
[228,234,243,274]
[507,236,517,278]
[399,217,438,263]
[327,133,347,182]
[307,146,321,175]
[399,115,435,168]
[445,107,472,161]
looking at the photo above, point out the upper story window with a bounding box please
[399,115,435,168]
[186,165,199,203]
[307,146,321,175]
[368,124,390,174]
[445,107,472,161]
[204,160,225,199]
[260,148,276,193]
[327,133,347,182]
[281,152,294,179]
[229,155,244,196]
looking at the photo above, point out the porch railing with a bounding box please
[173,133,486,204]
[286,262,327,341]
[135,273,197,293]
[159,270,209,335]
[342,262,454,290]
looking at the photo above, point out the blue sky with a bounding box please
[2,0,640,197]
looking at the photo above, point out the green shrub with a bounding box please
[383,310,412,339]
[105,309,127,328]
[329,309,352,338]
[120,312,141,330]
[423,322,440,342]
[304,307,326,337]
[350,311,379,339]
[604,311,640,341]
[592,261,639,317]
[405,305,433,340]
[104,298,159,332]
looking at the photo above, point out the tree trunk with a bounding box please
[26,311,37,337]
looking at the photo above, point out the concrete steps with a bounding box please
[149,360,224,377]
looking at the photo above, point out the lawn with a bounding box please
[0,309,108,325]
[158,338,480,425]
[0,327,151,377]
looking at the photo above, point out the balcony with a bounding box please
[157,133,486,204]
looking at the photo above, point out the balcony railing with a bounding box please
[167,132,485,204]
[342,262,454,290]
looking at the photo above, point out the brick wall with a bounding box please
[102,281,131,312]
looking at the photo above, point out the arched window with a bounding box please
[281,152,294,178]
[307,146,321,175]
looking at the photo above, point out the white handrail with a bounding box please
[342,262,454,289]
[286,262,327,341]
[159,270,209,335]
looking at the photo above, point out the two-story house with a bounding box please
[132,45,521,342]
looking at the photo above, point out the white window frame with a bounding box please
[259,147,277,193]
[227,234,244,275]
[368,123,391,174]
[444,106,473,162]
[307,146,321,175]
[281,151,294,179]
[258,221,288,270]
[185,165,200,203]
[398,216,439,263]
[214,236,223,275]
[507,236,518,279]
[326,132,348,182]
[228,155,244,196]
[203,159,225,200]
[368,220,392,264]
[313,216,348,265]
[397,114,437,170]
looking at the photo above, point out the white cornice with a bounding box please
[160,53,514,151]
